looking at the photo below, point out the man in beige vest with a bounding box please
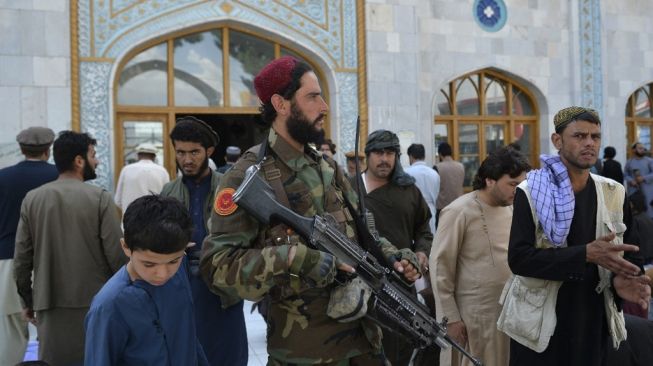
[14,131,125,365]
[506,107,651,365]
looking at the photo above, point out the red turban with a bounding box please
[254,56,298,104]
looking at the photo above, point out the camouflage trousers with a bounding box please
[268,352,389,366]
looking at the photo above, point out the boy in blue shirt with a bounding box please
[84,195,208,365]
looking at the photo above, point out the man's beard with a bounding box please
[635,150,645,157]
[287,102,324,145]
[177,156,209,181]
[82,157,97,181]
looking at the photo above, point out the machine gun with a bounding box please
[233,162,483,366]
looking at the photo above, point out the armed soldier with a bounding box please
[200,56,421,365]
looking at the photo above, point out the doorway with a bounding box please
[177,113,268,170]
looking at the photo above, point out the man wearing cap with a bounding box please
[160,117,247,366]
[217,145,242,173]
[14,131,126,365]
[200,56,421,365]
[345,150,366,188]
[505,107,651,365]
[114,142,170,211]
[361,130,434,365]
[0,127,58,365]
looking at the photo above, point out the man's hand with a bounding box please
[394,259,420,282]
[614,274,651,309]
[22,308,36,325]
[447,321,467,345]
[416,251,429,273]
[586,233,641,277]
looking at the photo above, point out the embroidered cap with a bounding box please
[553,106,600,131]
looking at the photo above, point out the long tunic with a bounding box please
[431,191,512,366]
[364,175,434,365]
[405,161,441,232]
[14,178,126,311]
[84,264,208,365]
[624,156,653,218]
[114,159,169,210]
[435,157,465,210]
[364,178,433,254]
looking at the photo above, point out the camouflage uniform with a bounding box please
[200,130,403,365]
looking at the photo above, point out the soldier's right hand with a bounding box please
[288,244,337,288]
[586,233,641,277]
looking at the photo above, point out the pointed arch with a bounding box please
[433,68,541,189]
[625,81,653,157]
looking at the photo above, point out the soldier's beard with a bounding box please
[287,102,324,145]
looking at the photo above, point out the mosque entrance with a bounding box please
[175,113,267,171]
[113,25,329,183]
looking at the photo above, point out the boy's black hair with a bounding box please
[259,61,313,125]
[170,116,219,149]
[473,146,531,190]
[603,146,616,159]
[53,131,97,173]
[123,195,192,254]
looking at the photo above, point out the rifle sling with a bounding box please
[255,135,291,209]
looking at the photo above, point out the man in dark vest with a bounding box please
[362,130,435,366]
[160,117,248,366]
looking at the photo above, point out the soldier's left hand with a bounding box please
[394,259,420,282]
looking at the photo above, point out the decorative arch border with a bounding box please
[70,0,368,190]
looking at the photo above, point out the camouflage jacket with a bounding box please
[200,130,401,363]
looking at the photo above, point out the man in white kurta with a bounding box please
[405,143,440,232]
[114,143,169,211]
[430,146,530,366]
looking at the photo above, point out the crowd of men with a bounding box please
[0,56,652,366]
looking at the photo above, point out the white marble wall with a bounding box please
[366,0,421,167]
[366,0,583,166]
[602,0,653,162]
[0,0,70,168]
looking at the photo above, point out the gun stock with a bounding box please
[232,163,314,239]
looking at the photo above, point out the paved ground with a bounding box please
[244,300,269,365]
